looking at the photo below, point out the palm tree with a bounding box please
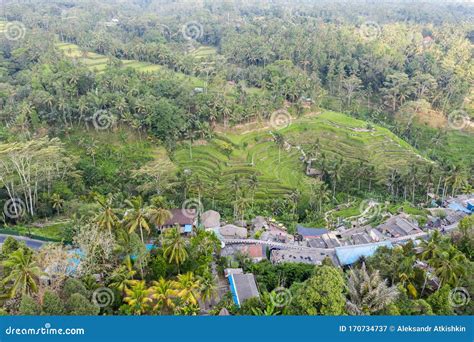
[248,174,259,208]
[123,280,152,315]
[95,194,119,233]
[198,272,218,308]
[310,180,331,213]
[2,248,42,298]
[273,132,285,163]
[150,278,177,314]
[346,263,398,315]
[431,246,467,287]
[173,272,201,306]
[419,230,444,261]
[123,196,151,243]
[424,164,435,202]
[50,193,64,214]
[108,256,136,295]
[397,255,418,298]
[329,157,344,199]
[161,226,188,273]
[147,207,172,232]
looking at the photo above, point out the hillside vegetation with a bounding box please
[174,111,432,203]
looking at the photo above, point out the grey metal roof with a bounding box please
[231,273,259,306]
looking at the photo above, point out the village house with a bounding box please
[201,210,221,230]
[219,224,247,239]
[376,213,422,238]
[225,268,259,308]
[221,244,266,263]
[162,209,197,234]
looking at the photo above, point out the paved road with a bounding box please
[0,234,46,250]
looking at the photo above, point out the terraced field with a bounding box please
[0,21,5,35]
[174,111,432,202]
[57,43,166,74]
[283,111,431,173]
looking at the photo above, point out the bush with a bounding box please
[66,293,99,315]
[42,290,65,315]
[1,237,23,258]
[19,296,41,315]
[62,278,89,299]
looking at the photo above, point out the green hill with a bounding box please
[173,111,433,203]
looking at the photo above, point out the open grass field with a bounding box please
[173,111,432,203]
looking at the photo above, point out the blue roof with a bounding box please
[184,224,193,233]
[296,225,328,237]
[335,241,393,266]
[448,202,472,214]
[228,275,240,307]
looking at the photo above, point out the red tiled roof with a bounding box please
[241,244,264,258]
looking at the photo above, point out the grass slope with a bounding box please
[174,111,432,202]
[56,42,205,87]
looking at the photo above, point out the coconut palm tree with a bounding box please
[123,280,152,315]
[150,278,177,314]
[161,226,188,273]
[123,196,151,243]
[419,230,444,261]
[108,256,136,295]
[50,193,64,214]
[173,272,201,306]
[95,194,119,233]
[147,207,172,232]
[2,248,42,298]
[198,272,217,308]
[329,157,344,199]
[346,263,398,315]
[431,246,467,287]
[273,131,285,163]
